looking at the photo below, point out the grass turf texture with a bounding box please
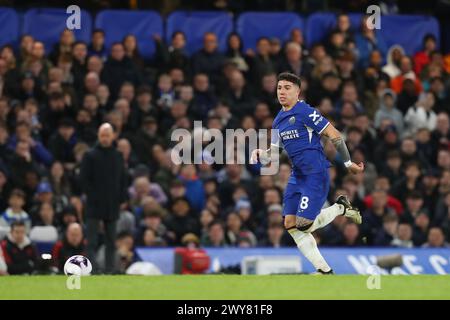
[1,275,449,300]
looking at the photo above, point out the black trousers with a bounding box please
[86,217,117,274]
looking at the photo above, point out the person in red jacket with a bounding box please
[413,34,437,76]
[0,221,39,275]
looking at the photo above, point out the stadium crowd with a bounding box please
[1,12,450,275]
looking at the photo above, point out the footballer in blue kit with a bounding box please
[251,72,364,274]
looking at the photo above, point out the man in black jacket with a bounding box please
[101,43,141,101]
[80,123,127,273]
[0,221,39,275]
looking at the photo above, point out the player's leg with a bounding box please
[309,195,362,232]
[283,183,332,273]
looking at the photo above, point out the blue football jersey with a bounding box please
[271,100,331,175]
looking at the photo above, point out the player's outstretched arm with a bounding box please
[321,124,364,174]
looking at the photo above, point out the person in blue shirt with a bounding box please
[251,72,364,274]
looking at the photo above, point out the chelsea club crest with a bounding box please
[289,116,296,125]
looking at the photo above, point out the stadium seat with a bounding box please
[0,8,19,48]
[95,10,163,59]
[236,12,304,51]
[305,12,439,55]
[29,226,58,243]
[23,8,92,53]
[380,15,440,55]
[166,11,233,55]
[34,241,56,255]
[305,12,363,47]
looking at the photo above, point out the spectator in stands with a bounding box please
[129,175,167,209]
[123,34,145,68]
[101,42,141,99]
[382,45,405,79]
[22,41,52,83]
[117,138,138,174]
[225,211,244,246]
[88,29,107,60]
[178,164,205,213]
[326,30,347,59]
[355,15,387,68]
[0,189,31,234]
[49,29,75,65]
[404,92,437,137]
[190,73,217,121]
[414,34,438,76]
[201,220,226,247]
[278,41,305,78]
[222,69,255,118]
[80,123,128,274]
[381,151,403,185]
[422,227,450,248]
[399,137,430,170]
[374,89,404,134]
[363,189,397,244]
[249,37,278,87]
[8,121,53,167]
[52,222,86,273]
[154,31,189,74]
[18,34,34,65]
[70,41,88,92]
[373,124,400,169]
[334,13,354,43]
[87,55,104,77]
[0,221,39,274]
[49,160,71,196]
[391,222,414,248]
[338,222,365,246]
[164,197,200,245]
[48,119,77,164]
[191,32,225,86]
[374,212,399,246]
[97,231,135,274]
[259,221,287,247]
[225,32,249,73]
[391,161,424,203]
[34,202,55,227]
[413,212,430,246]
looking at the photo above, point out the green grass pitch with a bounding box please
[1,275,449,300]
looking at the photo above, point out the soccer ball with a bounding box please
[64,255,92,276]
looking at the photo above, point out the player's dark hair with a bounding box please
[277,72,301,87]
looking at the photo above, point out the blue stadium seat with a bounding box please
[95,10,163,59]
[23,8,92,54]
[380,15,440,55]
[305,12,362,48]
[166,11,233,55]
[236,12,304,52]
[305,12,439,55]
[0,8,19,48]
[35,241,56,255]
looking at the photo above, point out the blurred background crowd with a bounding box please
[1,0,450,275]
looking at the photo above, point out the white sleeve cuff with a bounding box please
[318,122,330,134]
